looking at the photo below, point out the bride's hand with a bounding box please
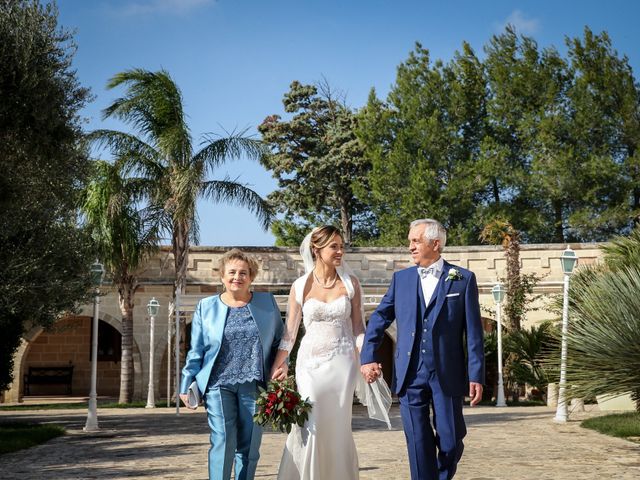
[270,362,288,381]
[360,362,382,383]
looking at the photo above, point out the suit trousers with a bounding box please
[204,380,263,480]
[399,358,466,480]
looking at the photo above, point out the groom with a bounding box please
[361,218,484,480]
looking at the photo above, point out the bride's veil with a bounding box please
[300,228,392,429]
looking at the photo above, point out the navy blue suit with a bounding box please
[361,261,484,480]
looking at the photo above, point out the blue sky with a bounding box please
[57,0,640,246]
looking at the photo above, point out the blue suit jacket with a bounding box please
[361,261,484,396]
[180,292,283,395]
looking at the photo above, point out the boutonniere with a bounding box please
[446,268,462,282]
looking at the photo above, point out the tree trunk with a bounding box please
[172,220,190,297]
[492,178,500,204]
[171,219,190,402]
[118,278,137,403]
[553,200,564,243]
[340,199,352,246]
[633,188,640,228]
[504,236,522,331]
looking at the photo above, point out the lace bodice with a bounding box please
[297,296,357,370]
[302,296,351,328]
[278,273,365,371]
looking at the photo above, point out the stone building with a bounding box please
[2,243,602,404]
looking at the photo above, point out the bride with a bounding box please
[270,226,391,480]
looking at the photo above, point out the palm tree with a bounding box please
[480,219,524,330]
[504,321,558,396]
[90,69,272,299]
[561,227,640,411]
[83,160,160,403]
[600,226,640,271]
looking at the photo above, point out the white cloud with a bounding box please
[497,10,540,35]
[118,0,215,16]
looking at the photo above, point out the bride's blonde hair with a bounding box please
[310,226,343,260]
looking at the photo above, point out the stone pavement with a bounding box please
[1,404,639,479]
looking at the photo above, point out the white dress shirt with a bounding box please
[419,257,444,307]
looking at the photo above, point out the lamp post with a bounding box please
[146,297,160,409]
[554,246,578,423]
[174,287,181,415]
[492,283,507,407]
[84,260,105,432]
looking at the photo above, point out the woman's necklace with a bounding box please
[222,292,251,307]
[312,271,338,289]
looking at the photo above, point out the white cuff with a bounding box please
[278,339,294,353]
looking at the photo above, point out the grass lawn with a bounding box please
[0,423,65,455]
[582,412,640,442]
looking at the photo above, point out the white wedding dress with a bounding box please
[277,275,363,480]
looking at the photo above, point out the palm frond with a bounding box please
[82,160,161,281]
[200,178,273,230]
[505,321,558,390]
[104,69,192,161]
[601,226,640,271]
[87,129,162,177]
[194,131,266,176]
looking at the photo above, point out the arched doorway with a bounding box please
[18,315,142,399]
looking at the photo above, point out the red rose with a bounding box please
[268,393,277,402]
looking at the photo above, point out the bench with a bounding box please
[23,366,74,395]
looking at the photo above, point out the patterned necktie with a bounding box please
[418,267,435,279]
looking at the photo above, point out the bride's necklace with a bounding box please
[312,271,338,289]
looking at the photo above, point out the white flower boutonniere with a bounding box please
[446,268,462,282]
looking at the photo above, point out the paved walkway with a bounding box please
[1,404,639,479]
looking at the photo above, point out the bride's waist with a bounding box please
[300,334,354,347]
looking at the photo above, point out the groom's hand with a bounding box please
[360,362,382,383]
[469,382,483,406]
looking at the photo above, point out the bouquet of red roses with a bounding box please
[253,376,312,433]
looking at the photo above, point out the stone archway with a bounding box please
[6,312,143,402]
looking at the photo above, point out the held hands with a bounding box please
[469,382,483,406]
[360,362,382,384]
[270,362,288,381]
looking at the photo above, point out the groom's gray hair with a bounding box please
[410,219,447,251]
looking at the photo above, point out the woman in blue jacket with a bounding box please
[180,249,284,480]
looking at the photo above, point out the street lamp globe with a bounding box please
[90,260,105,287]
[492,283,506,304]
[560,246,578,275]
[147,297,160,317]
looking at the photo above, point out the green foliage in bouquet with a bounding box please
[253,376,312,433]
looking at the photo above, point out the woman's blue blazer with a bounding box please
[180,292,284,395]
